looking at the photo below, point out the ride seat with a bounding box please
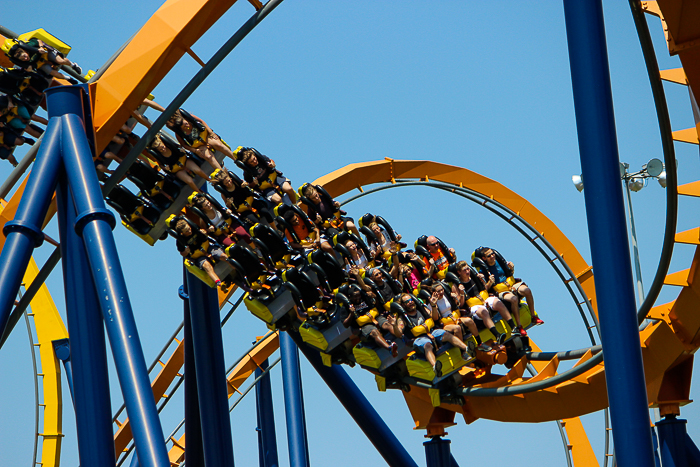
[106,184,161,235]
[126,159,182,209]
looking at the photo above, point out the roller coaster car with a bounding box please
[299,291,357,366]
[281,266,323,309]
[352,302,413,373]
[245,281,296,328]
[249,222,294,269]
[0,67,49,108]
[126,160,182,210]
[225,243,270,289]
[414,235,456,280]
[307,249,346,290]
[105,184,161,236]
[441,268,527,360]
[394,295,476,385]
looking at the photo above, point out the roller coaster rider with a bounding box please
[0,94,46,139]
[398,250,426,293]
[209,168,275,227]
[0,66,48,107]
[299,183,360,237]
[474,247,543,336]
[421,235,456,280]
[449,261,509,344]
[396,294,470,377]
[173,218,227,289]
[2,37,81,80]
[188,192,250,247]
[0,125,25,167]
[342,285,399,358]
[165,108,228,167]
[426,282,490,351]
[367,267,402,306]
[146,133,212,193]
[238,147,297,205]
[342,238,371,272]
[282,209,322,254]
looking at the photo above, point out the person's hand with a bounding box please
[208,225,215,232]
[183,247,190,255]
[508,261,514,271]
[430,292,438,306]
[333,201,341,209]
[349,304,355,313]
[451,292,459,301]
[429,258,436,267]
[315,214,323,224]
[349,265,360,277]
[241,181,249,188]
[458,284,465,293]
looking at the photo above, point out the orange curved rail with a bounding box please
[89,0,241,153]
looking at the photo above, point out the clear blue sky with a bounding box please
[1,1,699,466]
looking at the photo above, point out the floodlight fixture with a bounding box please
[657,170,667,188]
[629,177,645,192]
[572,174,584,192]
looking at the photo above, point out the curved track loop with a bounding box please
[313,158,698,426]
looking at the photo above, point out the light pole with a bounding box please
[572,158,668,307]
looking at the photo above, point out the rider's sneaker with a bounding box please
[433,360,443,378]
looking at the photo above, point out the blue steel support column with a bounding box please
[181,280,205,467]
[563,2,655,466]
[52,338,74,404]
[185,271,235,467]
[280,332,310,467]
[686,433,700,466]
[51,86,170,467]
[0,117,62,339]
[255,358,279,467]
[288,332,419,467]
[656,416,691,467]
[424,437,451,467]
[56,175,115,467]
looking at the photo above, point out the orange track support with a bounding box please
[89,0,239,154]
